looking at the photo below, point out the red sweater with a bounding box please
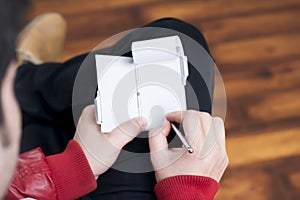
[6,140,219,199]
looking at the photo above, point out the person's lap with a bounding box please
[15,18,214,199]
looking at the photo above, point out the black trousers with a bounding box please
[15,18,214,199]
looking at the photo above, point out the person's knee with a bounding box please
[150,18,209,53]
[153,17,188,27]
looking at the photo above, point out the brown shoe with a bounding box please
[16,13,67,65]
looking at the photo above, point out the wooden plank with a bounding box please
[225,90,300,135]
[214,58,300,135]
[290,172,300,191]
[275,156,300,199]
[212,32,300,66]
[141,0,300,22]
[216,167,280,200]
[216,155,300,199]
[65,10,138,41]
[222,59,300,99]
[29,0,162,17]
[225,112,300,137]
[226,127,300,167]
[228,80,300,128]
[199,8,300,46]
[57,9,141,60]
[247,89,300,124]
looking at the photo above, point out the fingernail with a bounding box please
[137,117,147,129]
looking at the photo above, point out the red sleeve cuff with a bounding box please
[154,175,219,200]
[46,140,97,200]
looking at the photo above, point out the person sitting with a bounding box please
[0,1,228,199]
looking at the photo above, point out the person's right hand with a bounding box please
[149,110,228,183]
[74,105,147,179]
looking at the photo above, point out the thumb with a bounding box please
[106,117,147,149]
[148,122,170,153]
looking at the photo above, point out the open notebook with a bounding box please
[94,36,189,132]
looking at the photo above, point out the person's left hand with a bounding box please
[74,105,147,178]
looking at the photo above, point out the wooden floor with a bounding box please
[28,0,300,199]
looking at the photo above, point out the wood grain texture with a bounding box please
[216,155,300,200]
[200,8,300,46]
[227,127,300,167]
[27,0,300,199]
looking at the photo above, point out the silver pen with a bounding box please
[171,123,194,153]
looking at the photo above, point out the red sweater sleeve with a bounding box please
[6,140,97,200]
[154,175,219,200]
[46,140,97,199]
